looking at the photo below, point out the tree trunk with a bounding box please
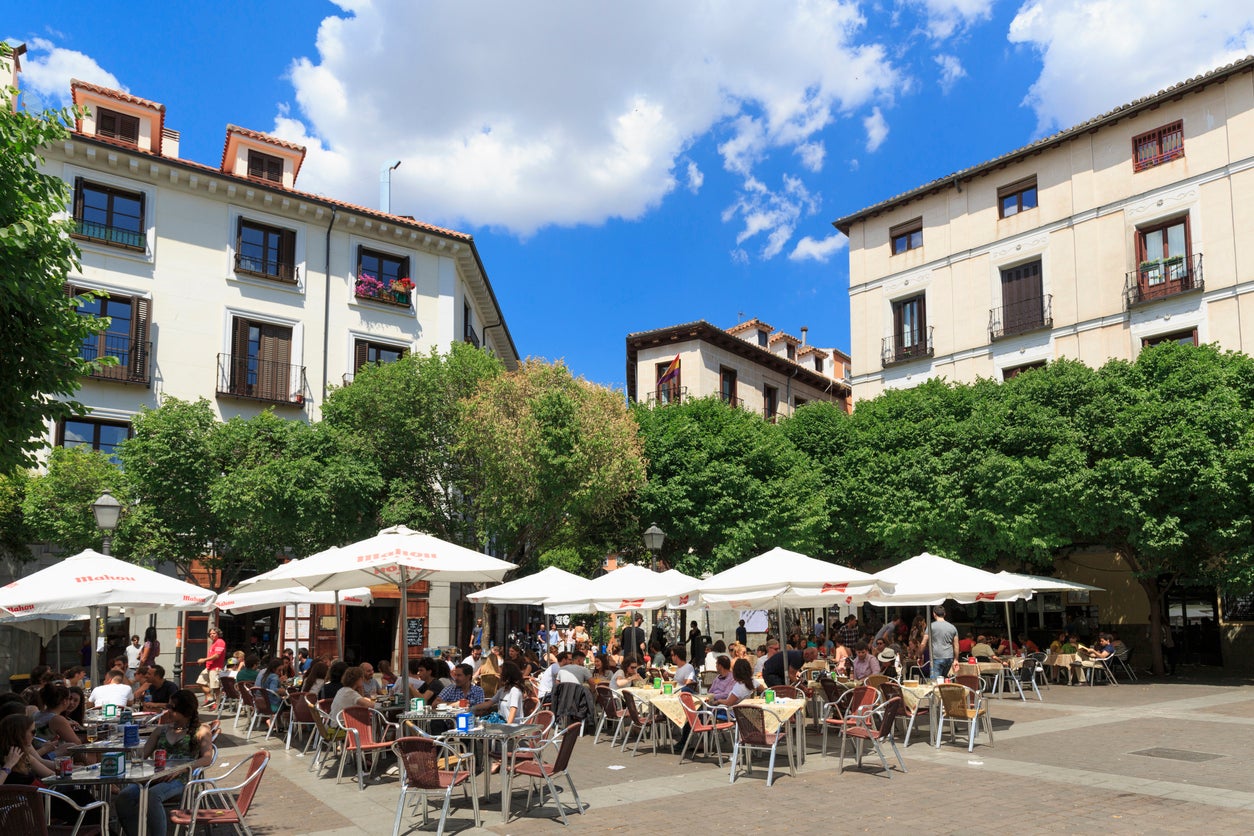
[1138,575,1166,676]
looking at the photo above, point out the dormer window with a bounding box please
[757,330,768,347]
[814,356,824,373]
[248,150,284,183]
[96,108,139,145]
[786,343,796,361]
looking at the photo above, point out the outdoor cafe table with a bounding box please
[1042,653,1081,685]
[954,658,1022,696]
[45,757,195,836]
[437,723,543,824]
[737,697,808,766]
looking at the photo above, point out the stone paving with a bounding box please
[207,671,1254,835]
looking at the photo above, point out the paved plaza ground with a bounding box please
[210,670,1254,835]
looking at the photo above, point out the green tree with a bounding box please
[0,46,105,474]
[21,446,126,554]
[0,468,32,561]
[459,359,646,571]
[633,397,826,575]
[321,343,503,545]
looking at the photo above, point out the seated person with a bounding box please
[318,661,349,702]
[669,646,698,694]
[116,690,214,836]
[328,666,375,721]
[1018,635,1041,654]
[0,713,96,825]
[992,636,1012,656]
[557,650,594,686]
[850,642,881,680]
[358,662,383,698]
[708,658,758,719]
[132,665,179,708]
[32,683,83,748]
[89,670,134,710]
[877,648,899,678]
[471,661,526,723]
[235,653,261,686]
[706,655,735,702]
[434,664,485,709]
[970,636,995,660]
[1060,634,1079,654]
[958,634,975,655]
[611,658,644,691]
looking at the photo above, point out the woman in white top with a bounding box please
[709,659,758,720]
[474,661,525,723]
[328,666,374,721]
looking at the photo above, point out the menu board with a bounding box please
[406,617,425,648]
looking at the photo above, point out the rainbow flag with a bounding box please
[657,354,681,386]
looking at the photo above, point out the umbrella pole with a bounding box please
[89,605,98,689]
[1005,601,1015,655]
[399,577,409,702]
[335,591,343,661]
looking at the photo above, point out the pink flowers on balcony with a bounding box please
[355,274,413,306]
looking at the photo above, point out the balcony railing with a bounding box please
[763,406,781,423]
[80,334,151,386]
[645,386,686,406]
[234,252,299,284]
[72,218,145,251]
[719,394,744,408]
[1124,253,1203,307]
[989,294,1053,341]
[216,353,307,406]
[881,327,934,367]
[464,327,480,349]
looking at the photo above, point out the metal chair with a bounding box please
[308,698,346,774]
[391,735,478,836]
[338,705,400,790]
[285,692,318,752]
[218,676,244,727]
[864,674,892,691]
[168,749,269,836]
[592,685,627,746]
[618,691,658,756]
[839,695,907,778]
[935,683,993,752]
[509,722,585,825]
[1028,652,1051,690]
[0,785,108,836]
[821,684,877,757]
[1005,658,1043,701]
[898,684,932,746]
[677,691,733,765]
[244,687,287,742]
[1112,646,1138,681]
[729,704,794,786]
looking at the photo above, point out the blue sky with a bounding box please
[9,1,1254,388]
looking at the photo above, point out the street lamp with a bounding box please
[92,492,122,555]
[643,524,665,572]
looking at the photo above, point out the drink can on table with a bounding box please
[154,749,167,769]
[59,757,74,778]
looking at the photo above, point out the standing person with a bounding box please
[124,635,142,678]
[195,627,226,709]
[138,626,160,670]
[735,619,748,646]
[470,617,485,651]
[929,606,960,680]
[620,614,646,661]
[838,615,860,648]
[687,621,703,668]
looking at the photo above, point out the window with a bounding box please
[763,385,779,422]
[72,287,151,385]
[235,219,297,283]
[95,107,139,145]
[223,317,294,403]
[1132,216,1196,302]
[1133,121,1184,172]
[655,359,681,404]
[794,397,808,408]
[786,343,796,361]
[1142,329,1198,347]
[58,417,130,463]
[1002,361,1046,380]
[998,177,1038,218]
[463,301,480,347]
[719,367,738,405]
[353,339,407,371]
[247,150,284,183]
[355,246,411,306]
[890,218,923,255]
[893,294,927,356]
[72,178,145,250]
[814,355,824,373]
[994,260,1048,338]
[756,330,768,347]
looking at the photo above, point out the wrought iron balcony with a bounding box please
[216,353,308,406]
[645,386,687,406]
[72,218,145,251]
[720,394,743,408]
[464,327,480,349]
[234,252,299,284]
[881,327,934,367]
[1124,253,1203,308]
[989,294,1053,341]
[80,334,151,386]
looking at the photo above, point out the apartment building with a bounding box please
[3,48,519,673]
[835,55,1254,399]
[833,56,1254,667]
[626,319,852,418]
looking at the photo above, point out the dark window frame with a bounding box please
[247,149,285,183]
[235,217,298,284]
[95,107,140,145]
[56,416,132,463]
[224,316,295,403]
[1135,214,1192,297]
[719,366,738,405]
[756,330,768,347]
[353,338,408,371]
[69,284,152,385]
[998,177,1038,219]
[890,217,923,255]
[1002,361,1047,381]
[1142,329,1198,348]
[893,293,927,351]
[814,355,824,373]
[71,178,146,251]
[1132,120,1185,172]
[355,246,412,306]
[763,385,779,422]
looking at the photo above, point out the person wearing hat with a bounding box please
[850,642,882,680]
[876,647,898,678]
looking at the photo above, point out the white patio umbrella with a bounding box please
[684,547,894,652]
[0,549,215,687]
[993,571,1103,653]
[230,526,515,697]
[540,564,701,614]
[466,566,592,607]
[211,586,374,615]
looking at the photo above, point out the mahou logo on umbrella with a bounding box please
[75,574,137,583]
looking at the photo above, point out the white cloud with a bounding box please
[935,53,967,93]
[685,161,704,194]
[910,0,997,40]
[279,0,902,253]
[723,174,820,259]
[19,38,123,111]
[863,107,889,152]
[794,141,826,172]
[789,232,848,262]
[1009,0,1254,133]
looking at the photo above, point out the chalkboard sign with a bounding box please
[406,617,425,648]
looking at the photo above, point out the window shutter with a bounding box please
[130,297,151,382]
[281,229,296,280]
[73,177,84,219]
[137,191,147,245]
[401,257,411,280]
[355,245,364,277]
[354,340,369,372]
[230,317,249,359]
[235,216,244,253]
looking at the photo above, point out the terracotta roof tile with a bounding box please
[225,124,306,154]
[71,79,165,113]
[769,331,801,344]
[726,317,773,334]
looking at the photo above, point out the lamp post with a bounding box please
[90,492,122,690]
[643,524,665,573]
